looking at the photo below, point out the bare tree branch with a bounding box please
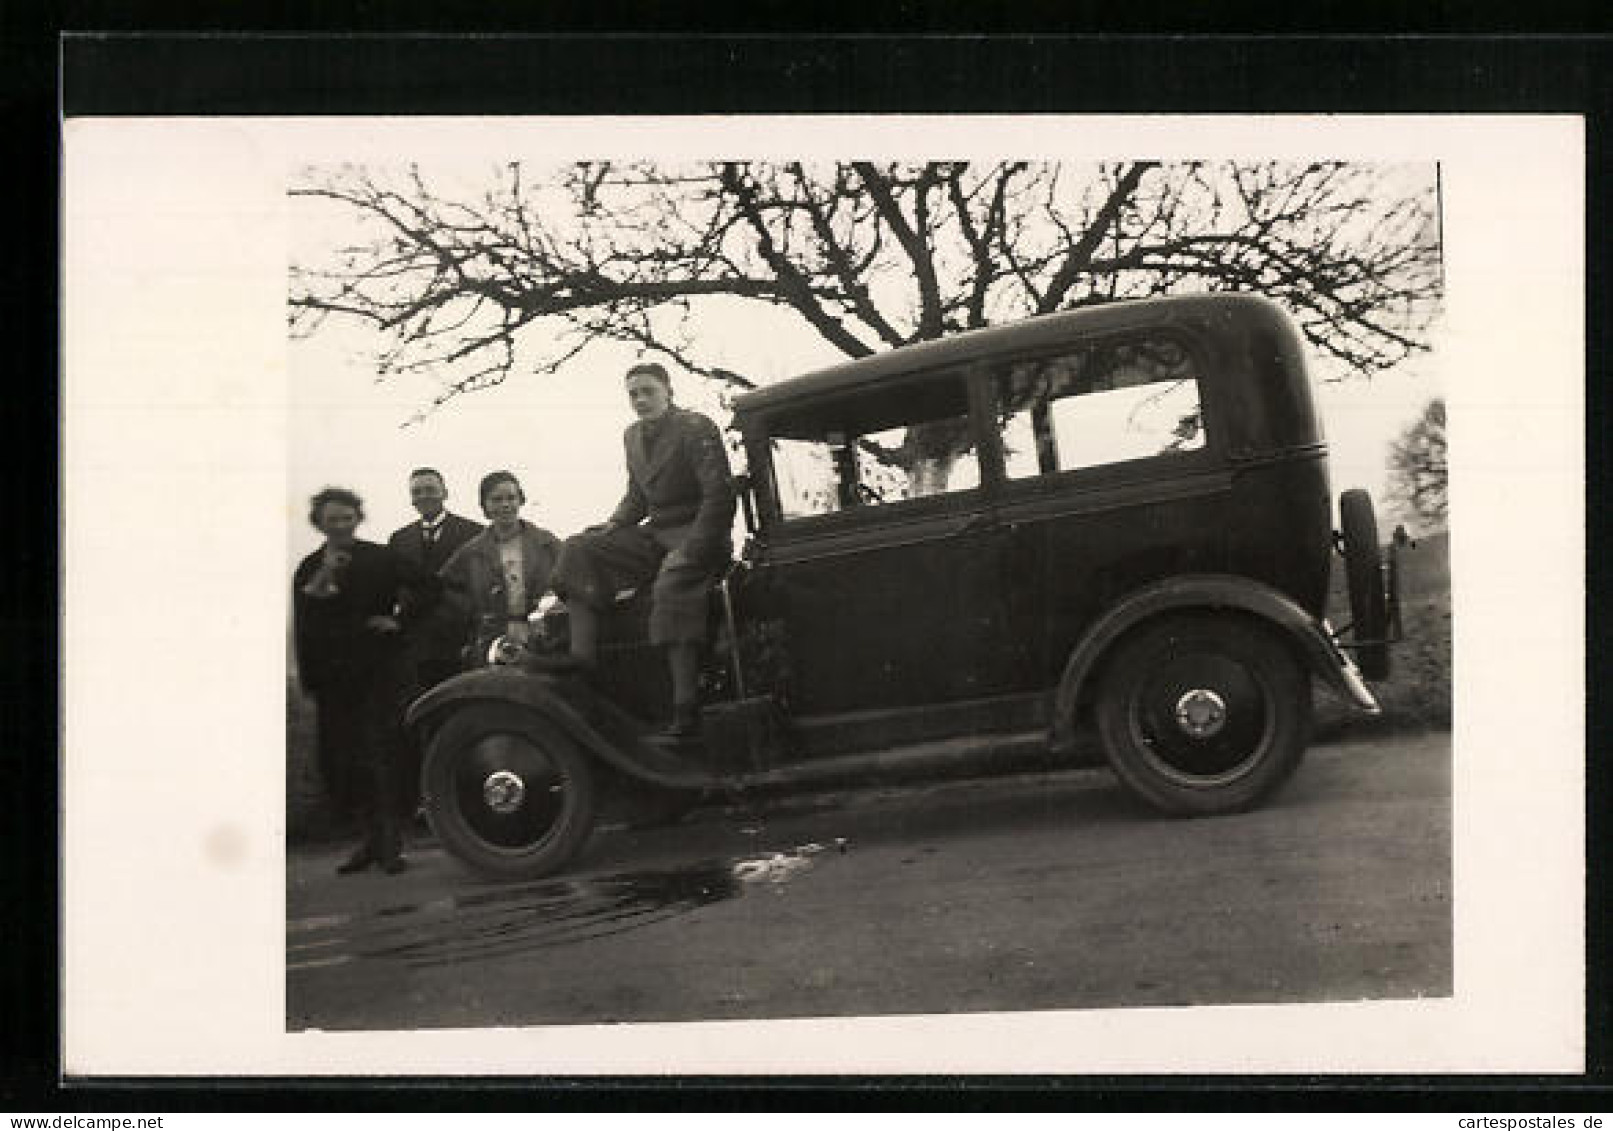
[1038,161,1157,313]
[852,161,945,340]
[721,163,876,359]
[289,159,1442,416]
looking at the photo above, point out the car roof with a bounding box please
[733,292,1286,417]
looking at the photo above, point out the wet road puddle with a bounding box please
[288,842,838,974]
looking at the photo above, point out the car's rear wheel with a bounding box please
[423,703,596,880]
[1340,488,1391,680]
[1095,613,1311,816]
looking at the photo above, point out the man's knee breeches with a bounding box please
[648,554,715,645]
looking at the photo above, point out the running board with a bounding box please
[735,729,1056,791]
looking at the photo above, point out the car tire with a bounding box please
[1340,488,1390,680]
[422,702,597,880]
[1095,613,1312,816]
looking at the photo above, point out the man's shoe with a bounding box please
[379,857,409,876]
[336,848,376,875]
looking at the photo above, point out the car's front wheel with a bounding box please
[422,703,597,880]
[1095,613,1311,816]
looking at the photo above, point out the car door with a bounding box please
[747,368,1021,719]
[980,330,1232,687]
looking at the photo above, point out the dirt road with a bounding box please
[287,730,1450,1031]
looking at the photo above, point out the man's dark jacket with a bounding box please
[388,512,483,573]
[387,512,484,666]
[608,405,736,559]
[292,540,437,695]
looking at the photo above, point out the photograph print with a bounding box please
[282,148,1455,1035]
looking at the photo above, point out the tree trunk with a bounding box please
[910,455,955,498]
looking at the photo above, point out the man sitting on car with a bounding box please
[548,361,736,739]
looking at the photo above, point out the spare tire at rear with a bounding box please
[1339,489,1390,680]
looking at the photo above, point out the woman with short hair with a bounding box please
[439,470,563,665]
[293,486,437,876]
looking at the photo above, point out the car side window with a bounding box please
[768,375,981,521]
[771,436,846,520]
[995,336,1206,479]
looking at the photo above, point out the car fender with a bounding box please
[1052,573,1379,747]
[406,666,715,790]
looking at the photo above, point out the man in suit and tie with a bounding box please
[391,468,483,577]
[387,468,483,815]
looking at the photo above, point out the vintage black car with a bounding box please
[407,294,1398,879]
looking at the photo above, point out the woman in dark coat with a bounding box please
[293,487,437,875]
[550,362,736,737]
[438,470,563,664]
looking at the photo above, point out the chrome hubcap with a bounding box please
[1174,688,1228,738]
[482,769,527,814]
